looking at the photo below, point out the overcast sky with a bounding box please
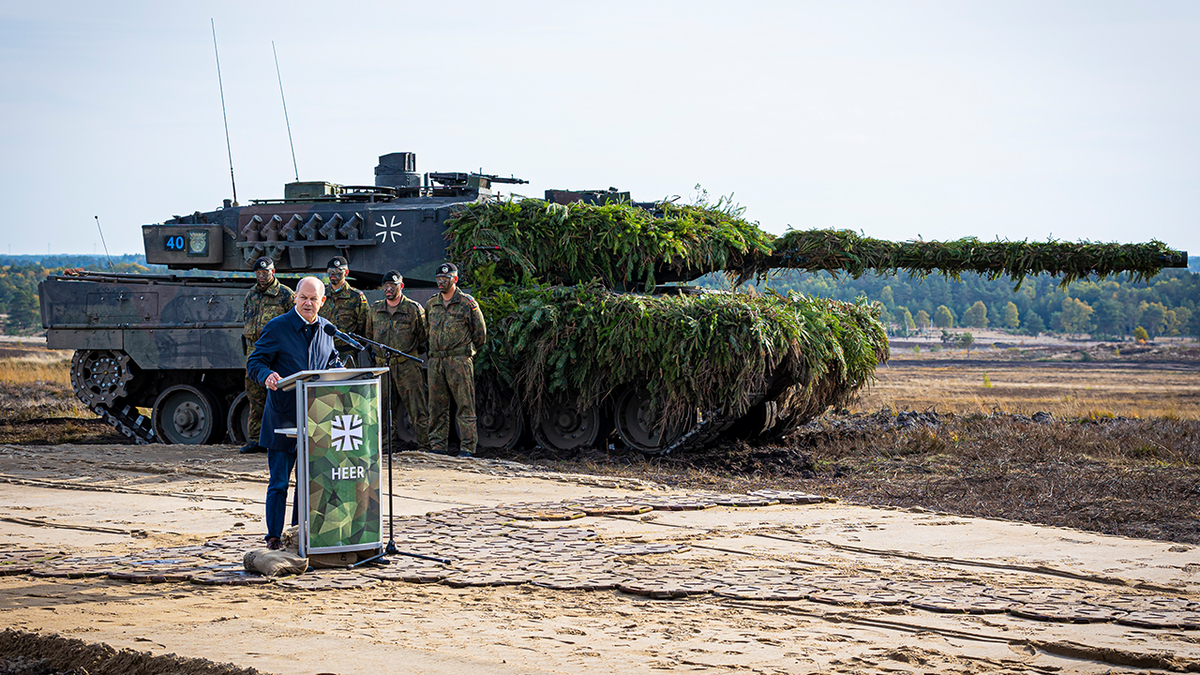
[2,1,1197,261]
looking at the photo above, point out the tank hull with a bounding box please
[41,273,254,444]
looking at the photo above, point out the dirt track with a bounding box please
[2,442,1199,674]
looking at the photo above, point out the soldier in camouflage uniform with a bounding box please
[425,263,487,458]
[318,256,369,365]
[240,257,294,453]
[365,270,430,452]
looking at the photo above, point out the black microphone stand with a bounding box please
[343,333,449,567]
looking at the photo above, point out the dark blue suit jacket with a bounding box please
[247,309,342,451]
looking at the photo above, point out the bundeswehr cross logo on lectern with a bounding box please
[329,414,364,451]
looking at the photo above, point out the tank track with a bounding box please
[654,392,768,456]
[89,401,155,445]
[655,409,734,456]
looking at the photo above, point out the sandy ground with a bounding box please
[2,443,1199,674]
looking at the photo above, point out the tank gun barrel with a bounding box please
[446,198,1189,290]
[758,230,1189,288]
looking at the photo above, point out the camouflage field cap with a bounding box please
[253,257,274,271]
[327,256,348,270]
[381,270,403,285]
[435,263,458,277]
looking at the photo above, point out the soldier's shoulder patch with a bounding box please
[461,294,479,309]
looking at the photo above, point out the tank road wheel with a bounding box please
[227,391,251,445]
[477,393,525,451]
[718,390,773,440]
[70,350,134,407]
[153,385,224,445]
[614,388,694,456]
[533,392,606,452]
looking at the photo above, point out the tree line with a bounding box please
[706,266,1200,340]
[0,255,159,334]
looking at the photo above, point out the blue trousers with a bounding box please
[265,448,300,540]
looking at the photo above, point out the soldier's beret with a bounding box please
[381,270,403,285]
[327,256,348,270]
[436,263,458,277]
[253,257,274,271]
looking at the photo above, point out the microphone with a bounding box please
[323,323,364,351]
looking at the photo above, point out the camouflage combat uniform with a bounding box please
[425,289,487,455]
[365,296,430,451]
[242,279,295,443]
[319,282,369,364]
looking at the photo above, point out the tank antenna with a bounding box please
[211,19,238,205]
[272,41,299,182]
[94,215,114,271]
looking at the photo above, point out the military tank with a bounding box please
[39,152,528,446]
[39,151,1189,453]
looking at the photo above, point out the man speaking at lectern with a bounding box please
[247,276,343,550]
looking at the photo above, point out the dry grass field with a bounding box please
[0,339,90,424]
[856,352,1200,420]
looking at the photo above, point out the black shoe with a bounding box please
[266,537,283,551]
[239,442,264,454]
[456,450,473,459]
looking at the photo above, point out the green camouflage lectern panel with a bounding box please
[302,381,382,554]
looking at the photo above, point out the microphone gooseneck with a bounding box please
[323,323,364,351]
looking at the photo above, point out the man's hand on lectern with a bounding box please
[265,372,281,391]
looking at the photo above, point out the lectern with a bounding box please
[276,367,388,557]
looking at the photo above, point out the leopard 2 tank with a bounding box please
[40,151,1188,454]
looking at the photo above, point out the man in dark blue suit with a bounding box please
[246,276,343,549]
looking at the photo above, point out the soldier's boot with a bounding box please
[455,413,477,458]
